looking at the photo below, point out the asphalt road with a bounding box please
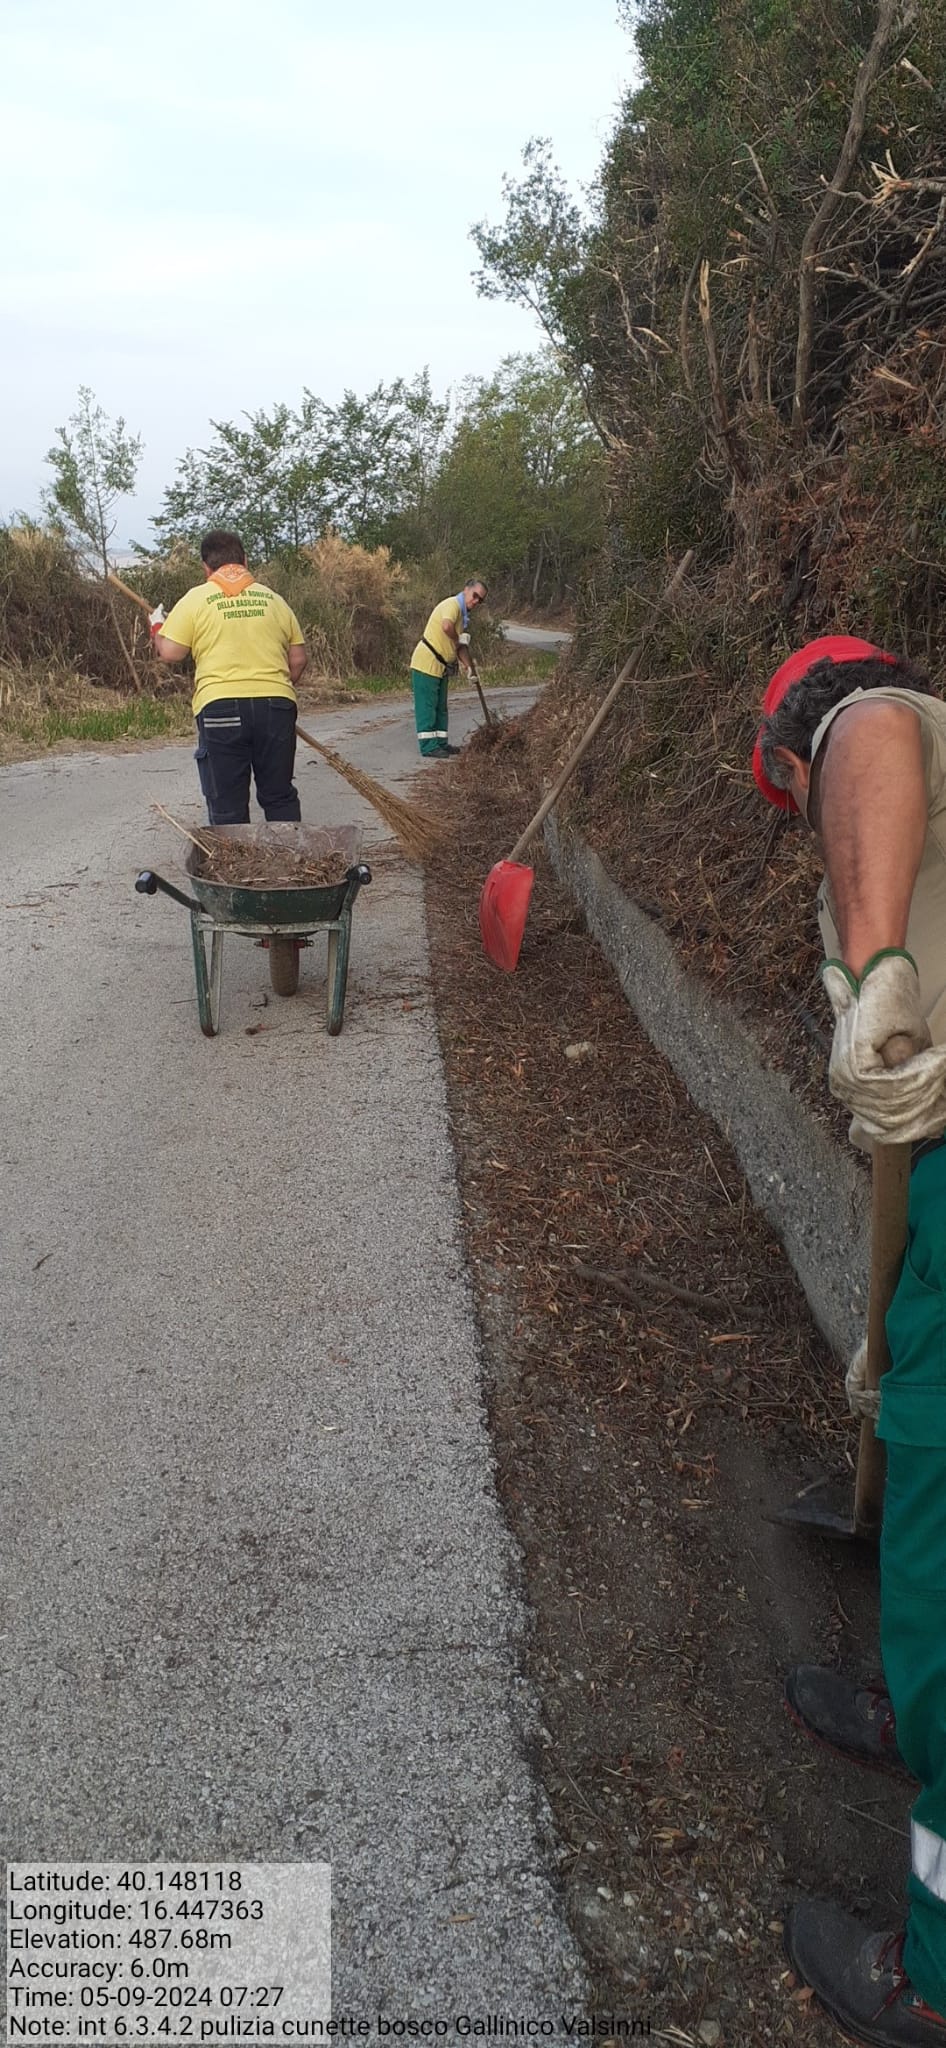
[0,685,586,2012]
[501,622,573,652]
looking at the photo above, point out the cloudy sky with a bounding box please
[1,0,634,546]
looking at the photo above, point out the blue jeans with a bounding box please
[195,698,301,824]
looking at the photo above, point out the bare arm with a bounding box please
[288,644,309,684]
[153,634,190,665]
[817,700,927,976]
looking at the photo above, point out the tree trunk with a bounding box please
[531,535,547,606]
[792,0,910,440]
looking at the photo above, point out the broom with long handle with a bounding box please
[108,572,438,861]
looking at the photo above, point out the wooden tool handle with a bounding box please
[107,569,154,615]
[507,550,694,865]
[853,1027,917,1532]
[296,723,326,757]
[881,1032,918,1068]
[469,663,494,726]
[854,1138,910,1533]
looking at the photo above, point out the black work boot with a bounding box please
[785,1665,910,1776]
[785,1901,946,2046]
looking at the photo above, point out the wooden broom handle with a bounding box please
[507,551,694,865]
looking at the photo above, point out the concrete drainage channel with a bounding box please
[544,814,870,1362]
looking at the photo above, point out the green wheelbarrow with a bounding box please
[135,824,372,1038]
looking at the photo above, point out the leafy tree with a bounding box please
[46,387,142,577]
[45,387,144,687]
[153,375,450,560]
[318,373,449,548]
[471,140,609,445]
[152,401,330,559]
[468,0,946,657]
[431,353,604,604]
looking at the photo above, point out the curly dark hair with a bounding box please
[759,655,935,791]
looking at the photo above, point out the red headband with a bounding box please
[752,635,895,812]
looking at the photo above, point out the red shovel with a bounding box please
[479,554,693,971]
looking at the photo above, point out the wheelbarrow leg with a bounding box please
[191,912,224,1037]
[326,910,352,1037]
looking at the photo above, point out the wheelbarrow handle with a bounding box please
[135,869,202,913]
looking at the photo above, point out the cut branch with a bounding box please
[698,261,747,480]
[792,0,910,439]
[679,254,701,393]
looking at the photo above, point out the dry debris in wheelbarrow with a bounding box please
[151,807,347,890]
[189,833,347,891]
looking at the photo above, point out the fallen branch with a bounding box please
[698,261,747,481]
[573,1259,750,1320]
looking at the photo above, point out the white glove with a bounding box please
[822,949,946,1143]
[149,604,166,638]
[845,1337,880,1422]
[457,631,471,648]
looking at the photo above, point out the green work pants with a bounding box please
[879,1142,946,2014]
[411,667,448,755]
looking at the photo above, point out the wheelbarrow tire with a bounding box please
[269,935,300,997]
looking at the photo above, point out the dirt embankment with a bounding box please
[424,720,906,2048]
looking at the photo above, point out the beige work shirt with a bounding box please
[812,687,946,1043]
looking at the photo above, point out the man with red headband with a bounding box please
[753,637,946,2044]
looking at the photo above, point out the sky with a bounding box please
[0,0,635,547]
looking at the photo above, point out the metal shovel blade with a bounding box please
[769,1476,876,1542]
[479,858,535,972]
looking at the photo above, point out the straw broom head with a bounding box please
[295,728,440,861]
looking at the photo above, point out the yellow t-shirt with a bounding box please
[410,596,463,679]
[163,576,305,717]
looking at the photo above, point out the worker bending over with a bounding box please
[409,579,487,757]
[753,636,946,2048]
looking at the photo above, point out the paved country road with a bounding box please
[501,622,573,653]
[0,686,587,2011]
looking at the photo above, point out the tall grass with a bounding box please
[0,523,529,758]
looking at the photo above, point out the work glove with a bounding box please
[822,949,946,1144]
[149,604,166,639]
[845,1337,880,1423]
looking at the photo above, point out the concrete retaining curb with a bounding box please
[545,816,870,1361]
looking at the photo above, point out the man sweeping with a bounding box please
[753,636,946,2046]
[151,530,309,823]
[409,579,487,757]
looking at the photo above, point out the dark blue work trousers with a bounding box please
[195,697,301,825]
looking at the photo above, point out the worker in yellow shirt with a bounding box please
[409,579,487,756]
[151,530,309,823]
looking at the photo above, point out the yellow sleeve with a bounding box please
[162,588,199,647]
[286,604,305,647]
[439,598,461,631]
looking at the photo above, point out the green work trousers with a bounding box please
[411,667,448,755]
[880,1141,946,2014]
